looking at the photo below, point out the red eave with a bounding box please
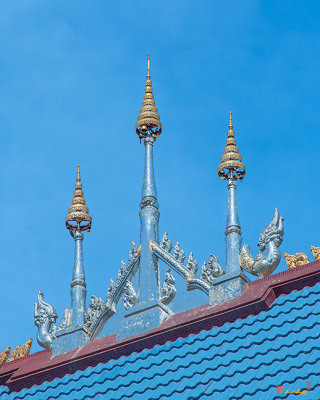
[2,260,320,392]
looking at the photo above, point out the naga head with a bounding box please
[257,208,284,251]
[34,290,58,327]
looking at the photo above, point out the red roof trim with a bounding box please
[2,260,320,392]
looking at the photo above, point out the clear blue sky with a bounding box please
[1,0,319,353]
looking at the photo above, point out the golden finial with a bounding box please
[65,165,92,231]
[218,111,246,180]
[0,346,10,365]
[310,245,320,260]
[7,338,32,363]
[136,55,162,139]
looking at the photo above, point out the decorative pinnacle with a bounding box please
[218,112,246,180]
[136,55,162,139]
[66,164,92,231]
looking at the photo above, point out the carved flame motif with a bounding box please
[0,346,10,365]
[186,252,198,275]
[284,252,309,269]
[310,245,320,261]
[160,231,172,253]
[123,281,138,309]
[160,269,176,305]
[173,242,185,264]
[200,254,224,284]
[7,338,33,363]
[85,295,105,329]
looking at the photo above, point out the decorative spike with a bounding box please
[7,339,33,362]
[136,56,162,139]
[284,252,309,269]
[160,231,172,253]
[310,245,320,260]
[0,346,10,365]
[66,165,92,231]
[218,112,245,180]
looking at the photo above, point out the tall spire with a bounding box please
[66,165,92,327]
[219,112,245,273]
[136,56,162,139]
[137,56,161,303]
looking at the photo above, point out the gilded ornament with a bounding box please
[284,252,309,269]
[0,346,10,365]
[218,112,245,180]
[136,56,162,139]
[310,245,320,260]
[7,338,33,362]
[66,164,92,231]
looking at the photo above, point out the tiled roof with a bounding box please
[1,263,320,399]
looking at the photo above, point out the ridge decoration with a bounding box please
[240,208,284,278]
[160,269,176,305]
[284,252,309,269]
[123,281,139,309]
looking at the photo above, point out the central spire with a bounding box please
[219,112,245,273]
[137,56,161,303]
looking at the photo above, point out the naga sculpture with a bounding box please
[34,291,58,350]
[240,208,284,278]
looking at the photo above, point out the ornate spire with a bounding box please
[218,112,245,180]
[66,164,92,231]
[136,56,162,139]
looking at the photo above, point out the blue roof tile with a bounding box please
[1,282,320,399]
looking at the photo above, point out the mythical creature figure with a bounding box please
[34,291,58,350]
[160,269,176,304]
[240,208,284,278]
[160,231,173,253]
[186,251,198,275]
[123,281,138,309]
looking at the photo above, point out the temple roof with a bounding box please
[1,259,319,398]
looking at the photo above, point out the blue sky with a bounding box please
[0,0,320,353]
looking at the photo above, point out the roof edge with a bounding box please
[3,260,320,392]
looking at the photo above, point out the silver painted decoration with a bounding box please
[123,281,138,309]
[160,231,172,253]
[34,291,58,350]
[55,308,71,332]
[85,295,105,329]
[160,269,176,305]
[105,243,141,307]
[129,241,138,262]
[240,208,284,278]
[186,251,198,275]
[151,241,212,293]
[200,255,224,285]
[173,242,186,264]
